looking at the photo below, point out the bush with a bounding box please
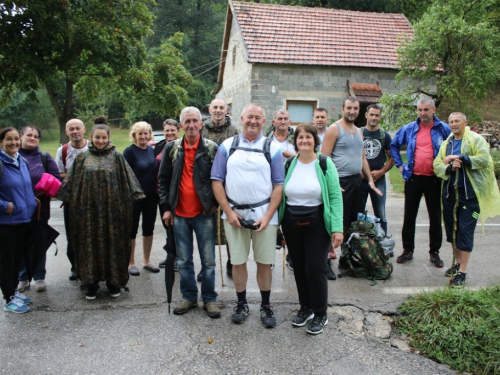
[395,286,500,374]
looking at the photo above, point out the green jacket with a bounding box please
[434,126,500,227]
[278,153,343,235]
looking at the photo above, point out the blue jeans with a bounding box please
[361,177,387,234]
[19,254,46,281]
[173,213,217,303]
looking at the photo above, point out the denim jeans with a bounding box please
[18,254,46,281]
[173,213,217,303]
[361,177,387,234]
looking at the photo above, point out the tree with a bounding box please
[396,0,500,118]
[0,1,190,142]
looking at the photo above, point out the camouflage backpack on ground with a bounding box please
[339,212,393,285]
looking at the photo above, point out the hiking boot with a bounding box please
[445,263,460,277]
[292,307,314,327]
[429,253,444,268]
[35,280,47,292]
[286,255,293,271]
[17,280,29,293]
[159,258,167,268]
[203,302,221,319]
[260,305,276,328]
[232,302,250,324]
[306,314,328,335]
[3,297,30,314]
[69,269,78,281]
[451,272,466,289]
[196,270,202,282]
[85,283,99,300]
[14,290,32,305]
[327,259,337,280]
[226,259,233,279]
[397,250,413,264]
[173,300,198,315]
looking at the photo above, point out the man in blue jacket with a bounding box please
[390,98,451,267]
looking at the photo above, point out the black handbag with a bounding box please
[286,204,323,227]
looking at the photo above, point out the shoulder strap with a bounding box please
[318,154,328,175]
[284,158,293,175]
[263,137,272,165]
[41,151,48,172]
[168,139,183,162]
[0,160,2,180]
[62,143,69,167]
[228,135,272,165]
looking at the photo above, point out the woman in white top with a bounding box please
[278,124,343,335]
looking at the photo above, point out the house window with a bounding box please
[286,100,317,125]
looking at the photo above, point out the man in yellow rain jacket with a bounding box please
[434,112,500,288]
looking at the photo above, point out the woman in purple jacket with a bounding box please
[17,126,61,293]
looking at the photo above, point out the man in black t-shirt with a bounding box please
[361,104,394,236]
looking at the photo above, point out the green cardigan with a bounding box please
[278,153,343,236]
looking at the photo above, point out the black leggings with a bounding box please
[131,194,158,239]
[0,223,30,302]
[282,205,331,316]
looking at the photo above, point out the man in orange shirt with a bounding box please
[158,107,220,318]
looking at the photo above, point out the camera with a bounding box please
[238,218,260,230]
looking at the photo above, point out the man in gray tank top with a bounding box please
[321,97,382,275]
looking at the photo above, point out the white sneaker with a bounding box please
[17,280,29,292]
[35,279,47,292]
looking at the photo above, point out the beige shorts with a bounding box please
[223,220,277,265]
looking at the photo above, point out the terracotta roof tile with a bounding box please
[231,1,412,69]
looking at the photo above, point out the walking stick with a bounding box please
[449,184,460,287]
[217,207,226,287]
[282,242,286,277]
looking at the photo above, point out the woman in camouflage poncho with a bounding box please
[58,122,145,299]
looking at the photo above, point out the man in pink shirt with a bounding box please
[390,98,451,267]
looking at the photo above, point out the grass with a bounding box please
[388,154,407,194]
[39,128,139,156]
[395,286,500,374]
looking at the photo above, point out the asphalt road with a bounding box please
[2,180,499,374]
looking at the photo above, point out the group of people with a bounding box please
[1,97,499,337]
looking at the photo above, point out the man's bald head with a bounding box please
[209,99,228,125]
[65,118,86,146]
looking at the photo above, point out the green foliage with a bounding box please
[490,150,500,180]
[396,286,500,374]
[396,0,500,119]
[379,93,417,132]
[388,155,406,195]
[0,0,156,141]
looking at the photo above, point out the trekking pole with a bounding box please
[217,207,226,287]
[449,185,460,287]
[283,243,286,277]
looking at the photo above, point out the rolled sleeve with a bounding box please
[270,150,285,185]
[210,144,228,182]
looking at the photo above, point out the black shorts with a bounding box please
[442,192,480,252]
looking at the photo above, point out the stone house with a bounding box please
[213,0,413,127]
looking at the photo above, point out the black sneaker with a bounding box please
[429,253,444,268]
[286,255,293,271]
[327,259,337,280]
[173,260,178,272]
[292,307,314,327]
[106,283,121,298]
[451,272,466,288]
[196,270,202,282]
[397,250,414,264]
[232,302,250,324]
[159,259,167,268]
[260,305,276,328]
[445,263,460,277]
[69,269,78,281]
[306,314,328,335]
[226,259,233,279]
[85,283,99,300]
